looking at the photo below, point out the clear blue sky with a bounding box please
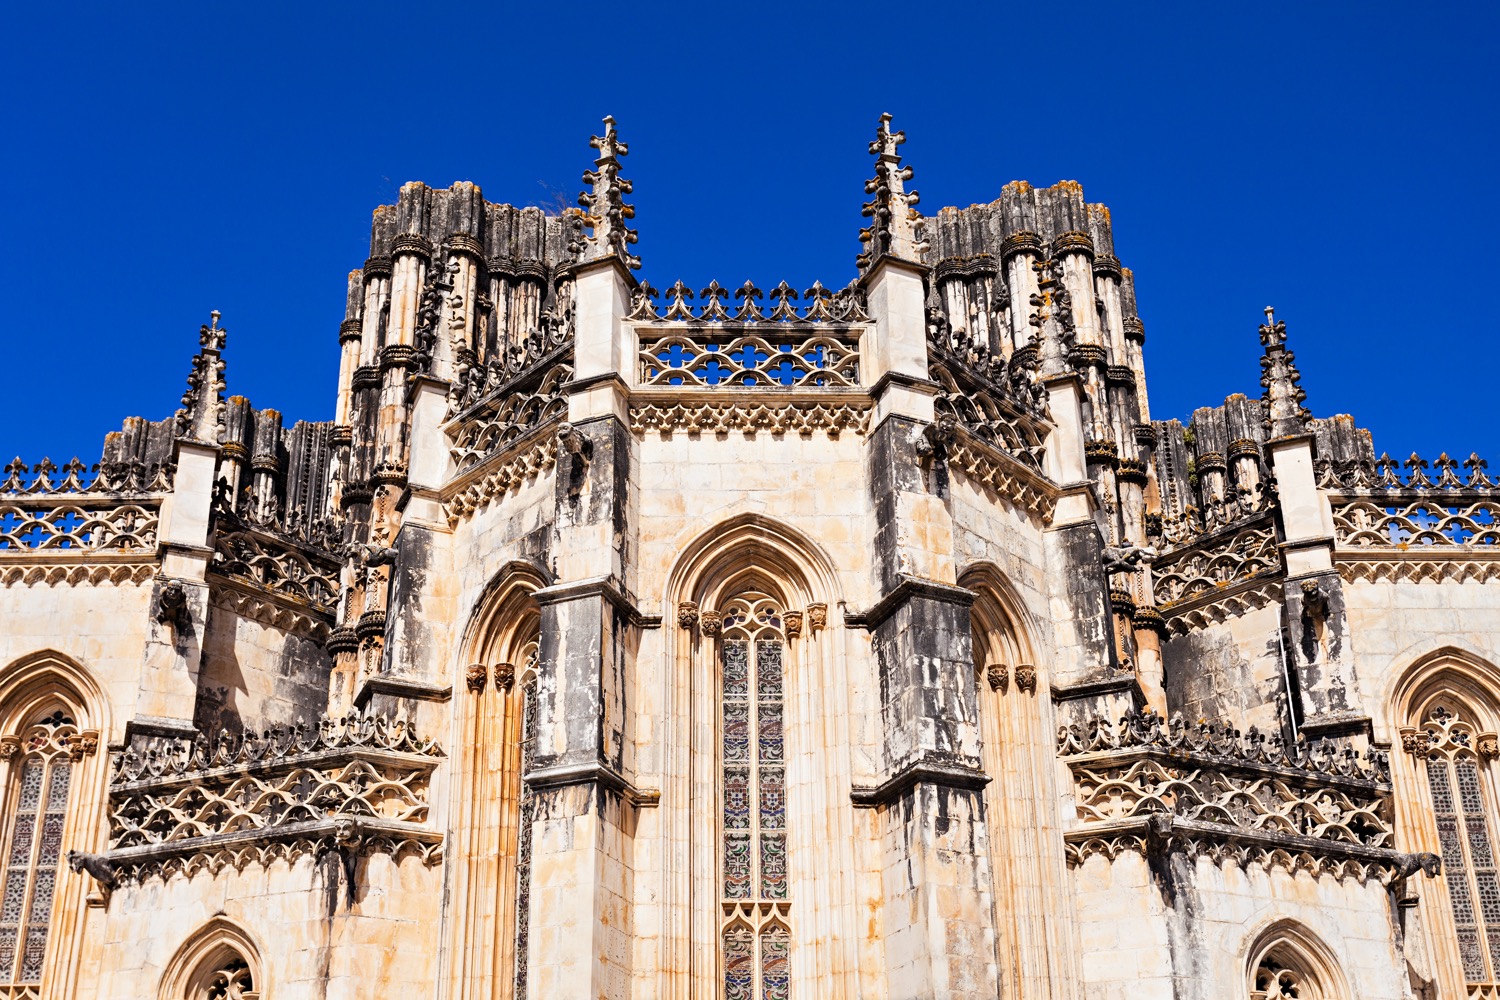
[3,2,1496,466]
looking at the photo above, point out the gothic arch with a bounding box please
[1389,645,1500,736]
[959,562,1080,1000]
[446,561,546,1000]
[658,512,858,998]
[1387,646,1500,992]
[665,511,842,612]
[0,650,109,998]
[0,649,110,736]
[158,917,264,1000]
[1244,920,1347,999]
[460,560,550,683]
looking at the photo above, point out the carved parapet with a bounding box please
[1060,709,1397,881]
[106,714,444,883]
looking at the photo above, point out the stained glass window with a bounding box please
[718,593,791,999]
[0,711,78,986]
[1419,705,1500,983]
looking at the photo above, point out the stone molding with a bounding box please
[629,392,872,439]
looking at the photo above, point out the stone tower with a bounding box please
[1,115,1497,999]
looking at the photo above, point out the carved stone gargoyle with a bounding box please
[912,415,956,460]
[1391,851,1442,902]
[67,850,117,894]
[154,580,190,631]
[558,422,593,497]
[1101,545,1158,575]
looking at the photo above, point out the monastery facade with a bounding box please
[1,115,1496,999]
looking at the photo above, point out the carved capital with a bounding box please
[807,602,828,632]
[677,601,699,630]
[1014,663,1038,695]
[465,663,487,694]
[1480,733,1499,760]
[784,611,804,639]
[700,611,722,637]
[68,730,100,758]
[494,662,516,693]
[986,663,1009,692]
[1399,727,1432,757]
[0,736,20,760]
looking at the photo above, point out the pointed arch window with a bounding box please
[1415,704,1500,982]
[0,710,80,987]
[718,592,791,1000]
[1245,928,1343,1000]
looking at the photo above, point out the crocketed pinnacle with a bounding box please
[175,310,229,444]
[575,115,641,270]
[857,113,928,272]
[1258,306,1311,439]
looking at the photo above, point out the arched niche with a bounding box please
[158,917,264,1000]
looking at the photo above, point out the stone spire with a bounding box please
[1258,306,1311,439]
[575,115,640,270]
[857,112,928,272]
[174,310,228,444]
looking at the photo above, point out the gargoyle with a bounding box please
[1102,544,1158,574]
[912,415,957,459]
[154,581,190,630]
[67,850,117,893]
[558,423,592,497]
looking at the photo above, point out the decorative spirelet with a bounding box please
[857,113,928,272]
[573,115,641,270]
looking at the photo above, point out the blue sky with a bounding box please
[3,2,1496,466]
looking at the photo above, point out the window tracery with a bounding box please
[202,956,255,1000]
[1251,957,1314,999]
[717,592,791,1000]
[1416,703,1500,982]
[0,710,79,987]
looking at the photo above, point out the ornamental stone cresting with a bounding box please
[2,115,1497,999]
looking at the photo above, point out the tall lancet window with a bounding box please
[718,593,791,1000]
[0,710,77,986]
[1419,704,1500,983]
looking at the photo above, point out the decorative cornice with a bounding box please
[442,435,558,527]
[944,427,1060,523]
[207,583,333,643]
[629,392,873,439]
[850,756,989,807]
[0,560,157,588]
[524,760,660,808]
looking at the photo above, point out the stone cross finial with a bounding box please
[857,112,928,272]
[1257,305,1311,439]
[576,115,641,270]
[175,310,229,443]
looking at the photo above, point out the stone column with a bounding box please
[521,254,640,999]
[858,251,1000,999]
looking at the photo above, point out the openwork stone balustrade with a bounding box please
[1153,514,1281,608]
[104,714,444,882]
[1,459,170,554]
[1059,712,1400,881]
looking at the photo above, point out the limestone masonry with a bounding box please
[2,114,1496,999]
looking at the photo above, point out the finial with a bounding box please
[857,112,928,272]
[577,116,640,270]
[178,311,229,442]
[1257,306,1309,438]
